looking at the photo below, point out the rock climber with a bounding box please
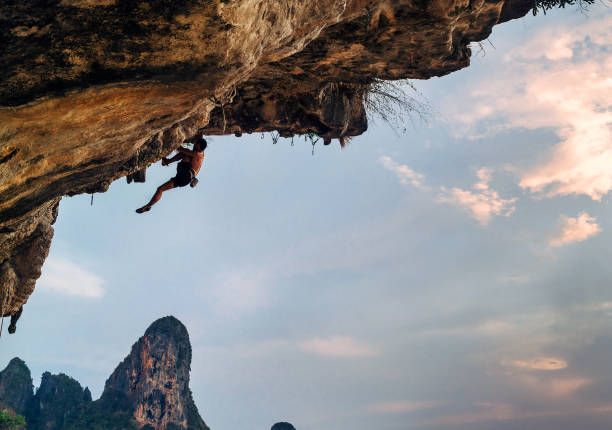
[136,137,207,213]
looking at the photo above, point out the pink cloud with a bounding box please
[422,402,515,426]
[503,356,568,371]
[549,212,601,247]
[368,400,441,414]
[449,15,612,200]
[378,155,427,189]
[420,400,612,427]
[297,336,378,357]
[379,157,516,226]
[438,168,516,225]
[516,374,591,398]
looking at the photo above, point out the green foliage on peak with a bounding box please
[63,390,138,430]
[0,410,25,430]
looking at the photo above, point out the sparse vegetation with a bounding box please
[260,79,431,147]
[532,0,595,14]
[361,79,432,134]
[0,411,25,430]
[63,390,138,430]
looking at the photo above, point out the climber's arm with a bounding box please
[163,153,184,165]
[177,146,198,157]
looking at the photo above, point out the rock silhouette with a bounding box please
[271,422,297,430]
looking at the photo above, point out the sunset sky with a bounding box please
[2,4,612,430]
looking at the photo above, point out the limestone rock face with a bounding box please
[0,357,33,415]
[0,0,533,316]
[0,199,58,316]
[103,316,208,430]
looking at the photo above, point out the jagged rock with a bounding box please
[0,358,33,415]
[0,0,533,318]
[104,316,208,430]
[83,387,93,403]
[26,372,92,430]
[0,199,58,317]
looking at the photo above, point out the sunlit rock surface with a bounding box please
[0,0,531,315]
[104,316,208,430]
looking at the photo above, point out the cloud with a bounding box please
[378,156,427,189]
[448,15,612,200]
[379,158,516,226]
[438,168,517,225]
[515,374,591,398]
[549,212,601,247]
[587,301,612,311]
[37,257,104,298]
[421,402,515,426]
[205,268,272,315]
[297,336,378,357]
[504,357,568,371]
[418,400,612,427]
[418,319,514,338]
[368,400,441,414]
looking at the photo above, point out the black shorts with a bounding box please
[172,162,193,187]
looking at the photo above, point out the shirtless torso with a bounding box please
[180,148,204,175]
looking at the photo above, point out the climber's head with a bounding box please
[194,137,207,152]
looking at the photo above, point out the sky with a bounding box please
[2,4,612,430]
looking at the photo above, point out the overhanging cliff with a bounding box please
[0,0,533,318]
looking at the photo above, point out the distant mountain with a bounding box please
[103,316,207,430]
[0,316,208,430]
[0,357,32,415]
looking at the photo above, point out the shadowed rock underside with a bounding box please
[0,0,533,316]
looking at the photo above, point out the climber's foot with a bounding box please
[161,157,169,166]
[8,324,16,334]
[136,206,151,214]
